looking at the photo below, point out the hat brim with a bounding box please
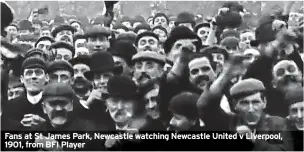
[69,56,91,66]
[84,65,123,80]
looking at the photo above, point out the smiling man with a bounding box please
[51,24,76,45]
[3,57,49,130]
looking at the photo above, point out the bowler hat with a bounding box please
[84,51,122,80]
[111,41,137,65]
[175,12,195,27]
[164,26,202,54]
[106,75,138,99]
[134,23,151,34]
[18,20,34,31]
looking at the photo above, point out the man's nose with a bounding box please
[169,118,177,126]
[54,105,64,111]
[248,103,254,112]
[148,101,156,109]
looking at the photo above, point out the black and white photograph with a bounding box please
[0,0,303,151]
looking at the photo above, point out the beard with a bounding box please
[50,111,68,126]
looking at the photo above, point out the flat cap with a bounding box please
[51,24,76,38]
[50,41,75,57]
[47,60,74,75]
[84,26,111,39]
[21,57,47,72]
[24,48,46,59]
[230,78,265,97]
[132,51,166,65]
[42,83,75,103]
[34,36,55,48]
[69,55,91,66]
[220,37,239,48]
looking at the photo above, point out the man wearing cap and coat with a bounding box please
[284,87,304,151]
[197,54,293,150]
[31,83,106,151]
[104,76,165,151]
[2,57,49,131]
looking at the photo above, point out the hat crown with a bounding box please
[89,51,115,71]
[107,75,138,98]
[43,83,74,98]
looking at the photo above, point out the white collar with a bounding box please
[27,92,43,105]
[79,99,89,109]
[115,124,129,131]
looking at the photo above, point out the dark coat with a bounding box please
[244,49,303,117]
[197,87,294,151]
[286,119,304,151]
[2,93,47,131]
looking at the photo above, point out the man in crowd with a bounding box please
[84,26,112,53]
[50,41,75,61]
[51,24,76,45]
[47,60,74,84]
[135,31,160,52]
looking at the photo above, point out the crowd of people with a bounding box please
[1,1,303,151]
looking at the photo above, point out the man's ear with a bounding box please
[262,97,267,109]
[42,103,47,114]
[20,75,24,84]
[272,79,277,89]
[45,73,49,82]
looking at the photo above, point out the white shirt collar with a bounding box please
[27,92,43,105]
[79,100,89,109]
[115,124,129,131]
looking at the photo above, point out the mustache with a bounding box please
[72,77,91,87]
[61,35,71,42]
[51,110,68,119]
[194,75,210,84]
[280,75,298,85]
[137,73,151,81]
[144,46,152,51]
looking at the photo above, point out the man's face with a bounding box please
[147,18,153,27]
[197,27,210,42]
[289,101,304,130]
[32,24,42,33]
[188,57,216,90]
[133,60,163,85]
[87,36,109,52]
[55,30,73,44]
[49,70,72,85]
[8,87,25,101]
[21,68,48,93]
[113,56,130,77]
[168,39,198,63]
[289,12,303,28]
[234,92,266,125]
[122,21,132,29]
[40,30,51,37]
[153,16,168,28]
[144,87,160,119]
[169,113,194,131]
[93,72,113,92]
[153,29,167,44]
[75,47,89,58]
[169,21,175,29]
[240,32,255,50]
[106,97,134,123]
[178,23,193,31]
[36,40,51,52]
[73,63,91,90]
[272,60,302,92]
[211,53,225,74]
[54,48,73,61]
[5,26,18,38]
[74,38,87,49]
[43,99,73,127]
[137,36,159,52]
[243,49,260,64]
